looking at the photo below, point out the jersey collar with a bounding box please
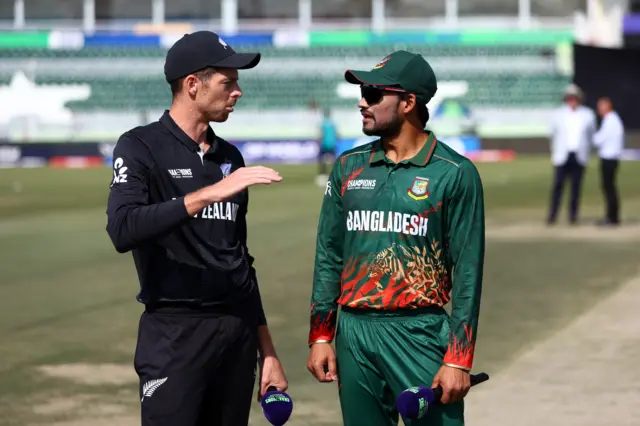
[160,110,219,154]
[369,131,437,166]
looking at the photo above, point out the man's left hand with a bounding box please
[431,365,470,404]
[257,355,289,401]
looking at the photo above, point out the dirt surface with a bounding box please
[36,363,137,386]
[34,417,138,426]
[464,272,640,426]
[31,223,640,426]
[486,221,640,242]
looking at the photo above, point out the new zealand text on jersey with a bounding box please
[195,202,239,221]
[172,197,240,221]
[346,210,428,236]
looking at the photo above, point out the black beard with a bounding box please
[363,116,402,139]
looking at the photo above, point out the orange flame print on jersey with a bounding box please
[340,257,380,306]
[418,201,443,219]
[444,323,475,369]
[340,167,364,196]
[309,306,337,344]
[338,245,450,310]
[340,258,402,309]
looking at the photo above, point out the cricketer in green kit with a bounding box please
[306,51,485,426]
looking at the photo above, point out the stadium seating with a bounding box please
[0,73,567,111]
[0,45,554,59]
[0,44,569,111]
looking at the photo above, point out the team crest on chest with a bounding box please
[408,177,430,200]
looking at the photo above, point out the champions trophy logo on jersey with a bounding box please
[408,177,430,201]
[220,162,232,178]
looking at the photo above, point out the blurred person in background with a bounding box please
[317,108,339,182]
[547,83,597,225]
[594,96,624,226]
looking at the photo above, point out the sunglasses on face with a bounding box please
[360,85,407,105]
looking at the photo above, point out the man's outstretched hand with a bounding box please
[185,166,282,216]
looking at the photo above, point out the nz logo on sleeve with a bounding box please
[110,157,128,186]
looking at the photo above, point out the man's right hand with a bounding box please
[216,166,282,196]
[185,166,282,215]
[307,342,338,383]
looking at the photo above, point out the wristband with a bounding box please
[308,339,332,348]
[444,362,471,372]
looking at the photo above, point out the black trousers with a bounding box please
[548,152,585,224]
[134,309,258,426]
[600,158,620,223]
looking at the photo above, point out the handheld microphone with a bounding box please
[261,386,293,426]
[396,372,489,420]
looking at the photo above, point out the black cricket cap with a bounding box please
[164,30,261,83]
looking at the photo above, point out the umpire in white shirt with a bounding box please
[594,96,624,226]
[548,84,597,225]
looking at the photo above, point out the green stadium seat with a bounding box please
[25,73,567,111]
[0,44,568,111]
[0,44,554,60]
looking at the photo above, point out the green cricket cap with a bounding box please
[345,50,438,103]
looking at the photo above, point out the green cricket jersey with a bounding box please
[309,131,485,370]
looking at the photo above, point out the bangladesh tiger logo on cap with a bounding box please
[373,56,391,70]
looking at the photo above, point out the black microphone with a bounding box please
[396,372,489,420]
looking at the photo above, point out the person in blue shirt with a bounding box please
[318,108,339,177]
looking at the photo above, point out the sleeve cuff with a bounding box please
[308,339,332,348]
[443,362,471,372]
[170,196,192,221]
[258,310,267,326]
[251,277,267,326]
[443,350,474,371]
[308,310,337,345]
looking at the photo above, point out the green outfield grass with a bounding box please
[1,155,639,426]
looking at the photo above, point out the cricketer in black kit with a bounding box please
[105,31,288,426]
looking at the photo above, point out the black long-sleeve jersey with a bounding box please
[106,111,266,325]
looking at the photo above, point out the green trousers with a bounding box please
[336,306,464,426]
